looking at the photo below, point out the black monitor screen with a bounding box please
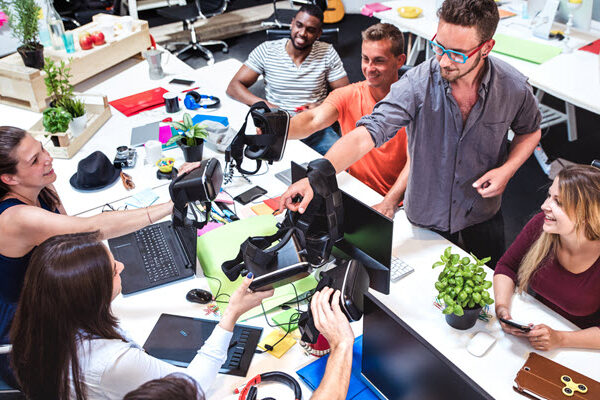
[361,293,493,400]
[291,162,392,294]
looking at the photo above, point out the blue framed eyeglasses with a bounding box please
[429,34,488,64]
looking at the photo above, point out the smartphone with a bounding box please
[234,186,267,205]
[498,317,531,332]
[169,78,195,86]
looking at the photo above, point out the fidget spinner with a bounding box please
[560,375,588,397]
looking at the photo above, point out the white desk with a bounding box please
[4,54,599,399]
[375,0,600,141]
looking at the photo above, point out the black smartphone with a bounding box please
[234,186,267,205]
[498,317,531,332]
[169,78,195,86]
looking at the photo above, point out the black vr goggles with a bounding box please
[225,102,290,176]
[298,259,370,344]
[221,159,343,291]
[169,158,223,229]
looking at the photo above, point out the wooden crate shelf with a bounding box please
[0,14,150,112]
[29,94,112,159]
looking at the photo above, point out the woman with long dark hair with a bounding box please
[0,126,197,385]
[494,164,600,351]
[10,232,272,399]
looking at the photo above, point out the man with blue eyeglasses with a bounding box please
[279,0,542,269]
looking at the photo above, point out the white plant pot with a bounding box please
[69,114,88,137]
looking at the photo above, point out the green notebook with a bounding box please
[196,215,317,320]
[492,33,562,64]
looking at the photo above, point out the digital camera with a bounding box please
[113,146,137,169]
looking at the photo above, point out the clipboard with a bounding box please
[514,352,599,399]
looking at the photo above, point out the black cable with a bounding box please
[256,282,302,353]
[203,274,231,304]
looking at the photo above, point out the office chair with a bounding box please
[262,0,327,28]
[0,345,24,400]
[266,27,339,45]
[158,0,229,65]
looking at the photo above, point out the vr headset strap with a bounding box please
[226,102,277,176]
[306,159,344,252]
[170,173,211,229]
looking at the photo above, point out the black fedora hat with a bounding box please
[70,151,120,190]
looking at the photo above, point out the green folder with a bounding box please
[196,215,317,320]
[492,33,562,64]
[272,308,301,333]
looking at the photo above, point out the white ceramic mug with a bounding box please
[145,140,163,165]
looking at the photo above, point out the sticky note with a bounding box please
[257,329,296,358]
[251,203,274,215]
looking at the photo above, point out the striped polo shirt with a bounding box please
[244,38,347,112]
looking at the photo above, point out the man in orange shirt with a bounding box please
[287,23,408,218]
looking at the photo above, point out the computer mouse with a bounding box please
[186,289,213,304]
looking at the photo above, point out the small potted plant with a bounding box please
[166,113,208,162]
[433,247,494,330]
[0,0,44,68]
[62,97,87,137]
[42,58,74,108]
[43,106,72,146]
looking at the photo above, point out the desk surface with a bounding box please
[4,54,599,399]
[376,0,600,115]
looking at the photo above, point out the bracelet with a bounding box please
[146,207,153,224]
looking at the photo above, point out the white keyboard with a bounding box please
[391,257,415,282]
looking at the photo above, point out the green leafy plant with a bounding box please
[42,58,74,107]
[433,246,494,317]
[0,0,40,49]
[60,97,85,118]
[166,113,208,147]
[42,107,72,133]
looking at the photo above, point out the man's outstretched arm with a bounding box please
[288,103,340,139]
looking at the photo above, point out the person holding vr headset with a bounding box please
[279,0,542,269]
[226,5,350,155]
[9,231,274,399]
[0,126,202,387]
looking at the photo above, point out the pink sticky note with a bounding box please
[197,221,223,237]
[159,125,173,144]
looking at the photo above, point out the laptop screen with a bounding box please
[361,293,493,400]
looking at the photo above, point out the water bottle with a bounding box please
[44,0,65,50]
[38,10,52,47]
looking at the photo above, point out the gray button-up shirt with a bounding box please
[357,56,541,233]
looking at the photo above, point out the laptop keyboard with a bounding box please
[134,225,180,283]
[391,257,415,283]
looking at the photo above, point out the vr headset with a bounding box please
[225,102,290,176]
[221,159,343,291]
[298,259,370,344]
[169,158,223,229]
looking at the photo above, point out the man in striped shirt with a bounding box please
[226,4,350,155]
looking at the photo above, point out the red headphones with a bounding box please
[235,371,302,400]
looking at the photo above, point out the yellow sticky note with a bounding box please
[251,203,274,215]
[257,329,296,358]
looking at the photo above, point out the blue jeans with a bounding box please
[300,126,340,155]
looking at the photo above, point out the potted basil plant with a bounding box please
[433,247,494,330]
[0,0,44,69]
[166,113,208,162]
[43,107,72,146]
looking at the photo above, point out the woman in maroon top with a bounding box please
[494,164,600,351]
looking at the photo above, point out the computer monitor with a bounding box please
[361,293,494,400]
[291,161,392,294]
